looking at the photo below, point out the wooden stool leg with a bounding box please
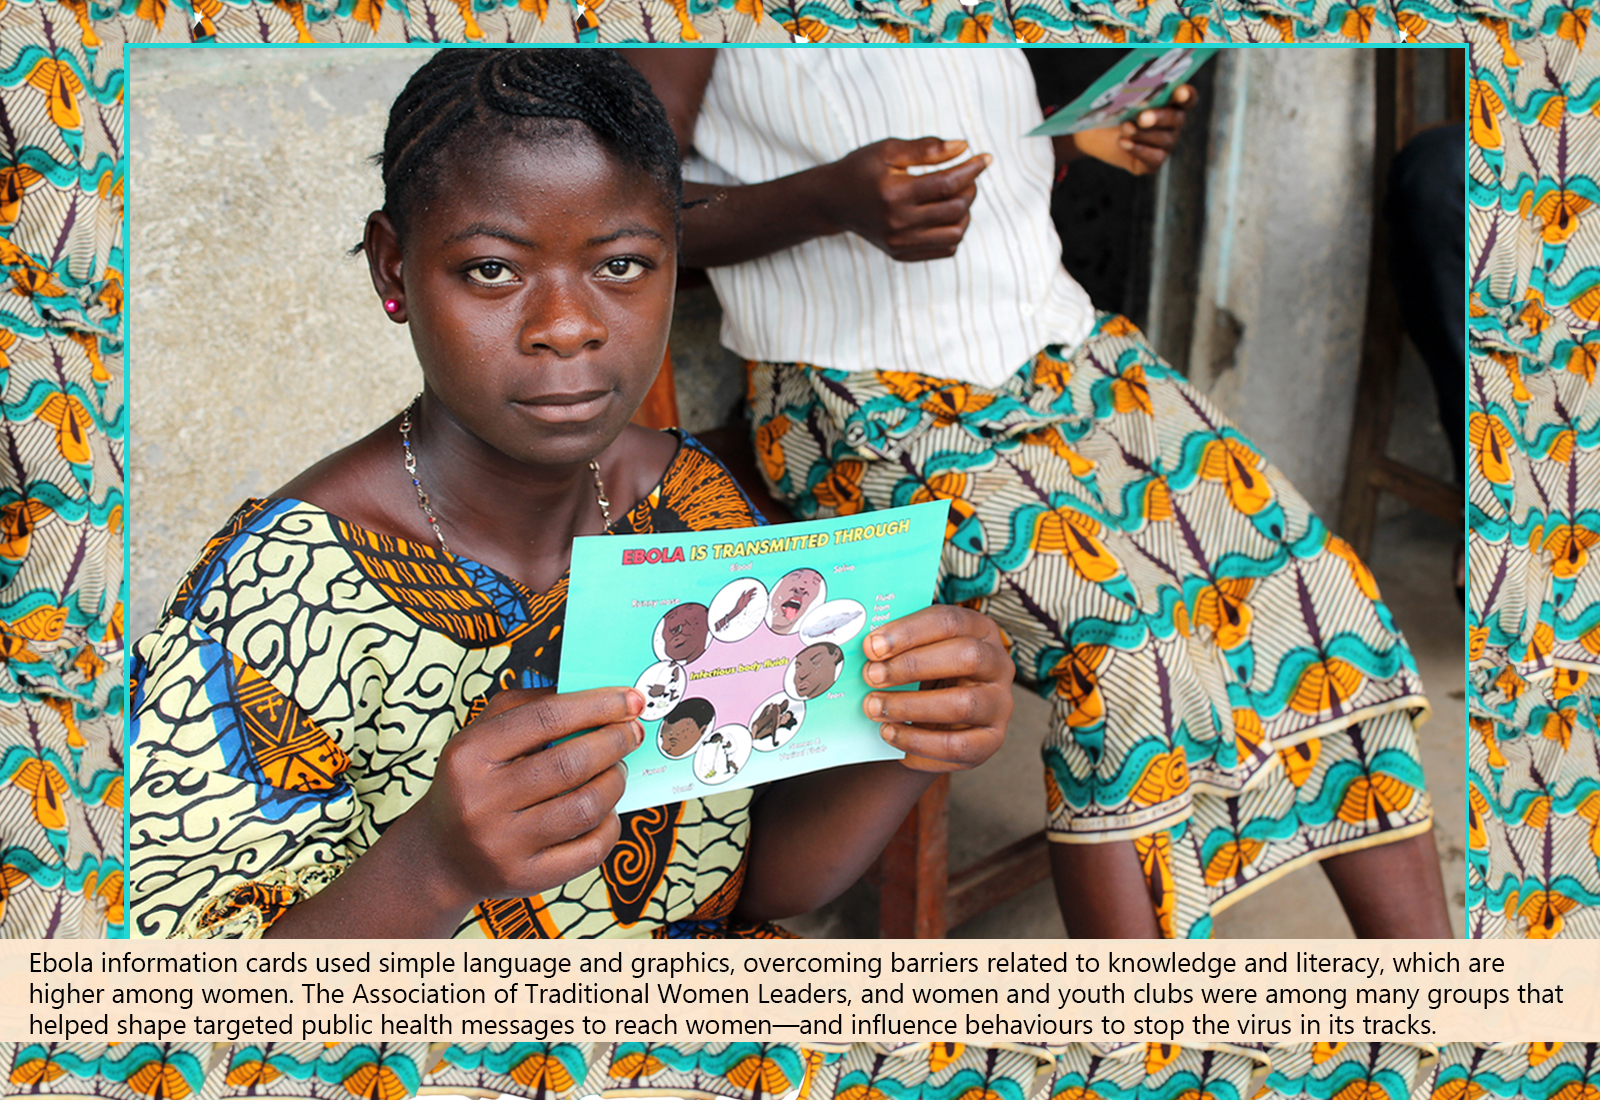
[1336,52,1406,557]
[878,775,950,938]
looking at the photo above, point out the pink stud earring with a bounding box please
[383,298,401,314]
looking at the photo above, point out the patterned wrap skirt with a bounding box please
[746,314,1433,938]
[0,1036,1583,1100]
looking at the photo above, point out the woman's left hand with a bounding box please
[1060,84,1199,177]
[861,604,1014,772]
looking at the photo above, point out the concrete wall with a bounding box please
[1188,50,1372,517]
[1180,50,1456,518]
[128,45,1449,640]
[129,49,426,638]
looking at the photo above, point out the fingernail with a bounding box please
[865,632,889,660]
[632,719,645,748]
[865,662,888,686]
[867,695,886,719]
[1139,111,1155,127]
[1119,139,1134,151]
[981,154,994,167]
[624,689,644,714]
[880,723,898,745]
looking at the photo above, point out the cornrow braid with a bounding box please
[377,48,682,243]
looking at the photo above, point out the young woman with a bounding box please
[128,48,1014,941]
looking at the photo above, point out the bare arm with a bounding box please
[260,802,482,939]
[620,48,990,270]
[677,143,990,269]
[735,759,935,920]
[618,47,712,157]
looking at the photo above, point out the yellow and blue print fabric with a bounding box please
[129,437,785,941]
[773,0,1465,42]
[747,315,1432,940]
[1264,1042,1435,1100]
[0,1041,1445,1100]
[1463,13,1600,936]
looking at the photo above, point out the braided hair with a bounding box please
[377,48,681,244]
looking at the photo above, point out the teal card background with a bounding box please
[560,500,949,812]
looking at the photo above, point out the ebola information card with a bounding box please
[561,500,949,813]
[1028,47,1220,137]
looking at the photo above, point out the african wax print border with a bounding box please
[1460,8,1600,937]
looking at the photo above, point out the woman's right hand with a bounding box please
[411,686,644,911]
[259,686,641,939]
[820,138,992,263]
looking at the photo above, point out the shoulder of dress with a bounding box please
[155,496,534,666]
[647,432,768,534]
[160,498,323,620]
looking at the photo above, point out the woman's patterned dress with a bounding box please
[130,436,786,940]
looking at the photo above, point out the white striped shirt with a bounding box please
[686,48,1096,388]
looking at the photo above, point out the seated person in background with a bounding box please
[625,48,1453,939]
[1387,123,1465,601]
